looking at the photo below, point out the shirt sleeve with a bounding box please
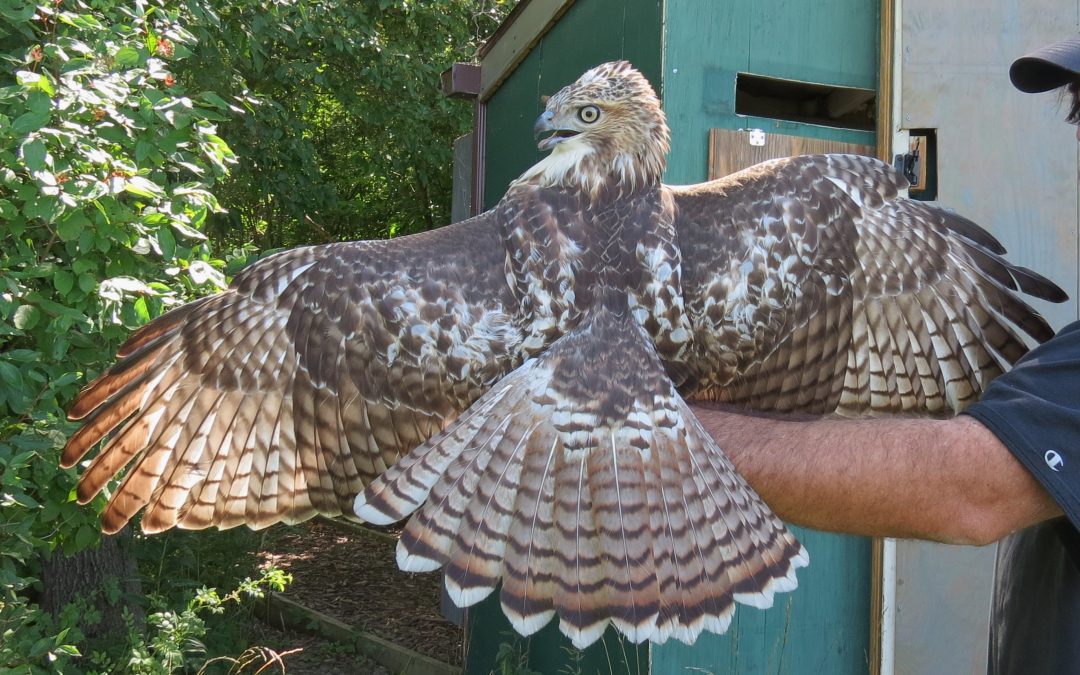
[963,320,1080,531]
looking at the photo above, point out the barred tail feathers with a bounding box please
[354,303,806,647]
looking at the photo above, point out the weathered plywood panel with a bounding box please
[708,128,875,180]
[901,1,1079,329]
[663,0,878,186]
[892,543,996,675]
[897,3,1080,675]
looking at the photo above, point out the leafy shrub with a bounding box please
[176,0,511,247]
[0,0,237,669]
[97,568,291,675]
[0,0,510,670]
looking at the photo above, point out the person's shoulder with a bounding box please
[1015,319,1080,364]
[1054,319,1080,337]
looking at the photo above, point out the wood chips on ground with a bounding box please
[242,621,390,675]
[256,519,464,669]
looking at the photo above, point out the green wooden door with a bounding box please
[466,1,663,672]
[662,0,878,185]
[467,0,879,672]
[653,1,879,673]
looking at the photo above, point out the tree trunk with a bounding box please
[40,527,144,639]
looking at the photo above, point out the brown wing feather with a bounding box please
[63,213,520,534]
[671,153,1065,416]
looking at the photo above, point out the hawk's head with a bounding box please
[515,61,670,196]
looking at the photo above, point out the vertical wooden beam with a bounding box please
[876,0,894,162]
[472,100,487,217]
[869,539,885,675]
[441,61,486,220]
[869,3,896,675]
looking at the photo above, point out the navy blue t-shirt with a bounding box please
[963,320,1080,675]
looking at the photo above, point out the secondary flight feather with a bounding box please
[64,61,1066,647]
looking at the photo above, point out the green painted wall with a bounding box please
[650,527,872,674]
[653,1,878,672]
[469,2,663,672]
[483,0,664,207]
[662,0,879,185]
[472,0,879,672]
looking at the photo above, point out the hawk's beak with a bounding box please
[534,111,579,151]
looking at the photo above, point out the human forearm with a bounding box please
[691,405,1061,545]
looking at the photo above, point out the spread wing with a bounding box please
[62,214,522,534]
[671,153,1065,415]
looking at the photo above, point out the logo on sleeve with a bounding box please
[1044,450,1064,472]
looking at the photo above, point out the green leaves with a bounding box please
[15,70,55,97]
[0,1,35,25]
[52,269,74,295]
[20,138,46,171]
[187,260,225,288]
[10,109,50,134]
[123,175,166,199]
[170,218,208,240]
[114,45,141,66]
[12,304,40,330]
[56,10,105,32]
[0,6,240,666]
[56,210,88,242]
[0,0,513,670]
[175,0,510,247]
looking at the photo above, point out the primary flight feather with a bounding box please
[64,61,1065,647]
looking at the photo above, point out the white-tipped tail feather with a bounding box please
[355,305,807,648]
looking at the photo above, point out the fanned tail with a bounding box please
[355,299,806,648]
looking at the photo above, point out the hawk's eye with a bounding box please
[578,105,600,124]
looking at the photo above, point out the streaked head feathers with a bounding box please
[516,61,670,195]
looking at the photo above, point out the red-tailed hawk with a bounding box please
[64,61,1065,648]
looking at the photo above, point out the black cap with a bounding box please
[1010,35,1080,93]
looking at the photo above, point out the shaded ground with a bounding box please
[256,519,463,670]
[241,621,389,674]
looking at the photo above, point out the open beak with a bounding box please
[534,111,579,151]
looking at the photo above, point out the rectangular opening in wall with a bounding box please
[735,73,876,131]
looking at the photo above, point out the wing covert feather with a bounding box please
[671,153,1064,415]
